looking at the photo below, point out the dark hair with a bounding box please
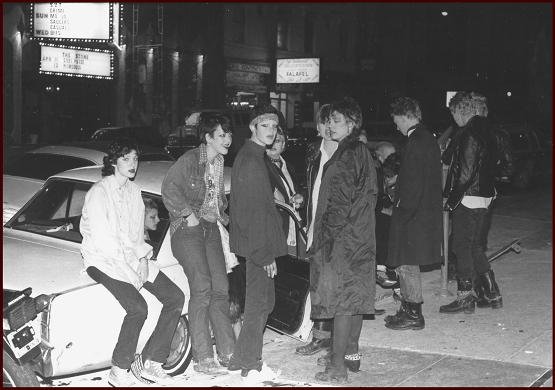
[316,104,331,124]
[271,126,288,151]
[448,91,474,116]
[101,138,139,177]
[143,197,158,212]
[249,103,280,125]
[198,113,232,144]
[330,97,363,138]
[389,97,422,121]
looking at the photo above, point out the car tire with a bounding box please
[162,315,192,376]
[3,350,40,387]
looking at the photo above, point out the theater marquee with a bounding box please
[39,44,114,79]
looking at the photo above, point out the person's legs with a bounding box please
[385,265,425,330]
[141,271,185,364]
[203,221,235,359]
[229,258,275,372]
[296,319,332,355]
[344,314,363,372]
[86,266,148,370]
[440,206,480,314]
[170,224,213,362]
[315,315,349,383]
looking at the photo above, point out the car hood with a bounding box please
[3,230,94,295]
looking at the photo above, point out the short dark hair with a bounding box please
[102,138,139,177]
[272,126,288,150]
[448,91,474,117]
[330,97,363,137]
[198,113,232,144]
[249,104,280,126]
[382,152,401,178]
[316,104,331,124]
[143,197,158,212]
[389,97,422,121]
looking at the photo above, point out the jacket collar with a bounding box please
[198,143,223,166]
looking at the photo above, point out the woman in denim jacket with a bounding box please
[161,114,234,375]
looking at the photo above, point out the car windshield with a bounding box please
[4,154,94,180]
[8,179,170,255]
[185,112,202,125]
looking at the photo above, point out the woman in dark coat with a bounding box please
[309,97,378,383]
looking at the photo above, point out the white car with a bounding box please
[3,161,313,386]
[3,143,174,224]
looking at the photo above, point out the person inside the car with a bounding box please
[309,97,378,383]
[143,198,160,244]
[161,114,235,376]
[80,138,184,387]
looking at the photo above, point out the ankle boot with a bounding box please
[439,279,475,314]
[385,302,425,330]
[385,300,408,323]
[477,269,503,309]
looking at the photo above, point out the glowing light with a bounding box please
[441,11,448,16]
[506,91,512,97]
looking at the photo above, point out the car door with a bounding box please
[266,200,313,342]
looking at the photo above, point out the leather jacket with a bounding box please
[305,139,322,229]
[443,116,499,210]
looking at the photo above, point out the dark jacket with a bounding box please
[309,137,378,318]
[229,140,288,266]
[304,139,323,229]
[386,124,443,267]
[443,116,499,210]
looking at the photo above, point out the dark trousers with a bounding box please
[397,265,423,303]
[229,258,275,371]
[86,267,184,369]
[313,318,332,340]
[452,205,491,281]
[170,219,235,361]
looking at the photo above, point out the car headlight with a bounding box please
[4,290,52,331]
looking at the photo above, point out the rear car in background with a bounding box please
[165,109,251,163]
[91,126,166,147]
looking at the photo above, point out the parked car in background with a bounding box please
[2,162,313,386]
[496,123,552,189]
[3,142,173,224]
[91,126,165,147]
[165,109,251,163]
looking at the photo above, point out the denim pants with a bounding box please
[397,265,423,304]
[229,258,275,371]
[86,267,184,369]
[452,205,491,280]
[170,219,234,361]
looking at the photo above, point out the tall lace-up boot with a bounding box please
[439,279,475,314]
[476,269,503,309]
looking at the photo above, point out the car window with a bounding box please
[185,112,202,126]
[8,179,171,256]
[4,154,94,180]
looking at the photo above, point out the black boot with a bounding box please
[384,300,408,323]
[477,269,503,309]
[384,302,425,330]
[439,279,475,314]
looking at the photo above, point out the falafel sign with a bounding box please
[30,3,113,42]
[39,43,114,79]
[276,58,320,84]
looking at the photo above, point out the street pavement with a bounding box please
[45,186,552,387]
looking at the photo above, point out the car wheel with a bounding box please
[3,350,40,387]
[162,315,192,376]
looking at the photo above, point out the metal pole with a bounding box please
[438,164,452,297]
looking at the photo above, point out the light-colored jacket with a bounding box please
[80,175,157,289]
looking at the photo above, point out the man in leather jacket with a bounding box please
[440,91,503,314]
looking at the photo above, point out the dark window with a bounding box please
[304,16,314,53]
[231,5,245,43]
[509,132,530,152]
[4,154,94,180]
[277,21,288,50]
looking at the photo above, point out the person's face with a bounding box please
[450,108,469,127]
[250,118,278,146]
[266,133,286,159]
[115,150,139,179]
[329,111,353,142]
[392,115,412,136]
[317,120,333,141]
[144,208,160,231]
[206,125,232,156]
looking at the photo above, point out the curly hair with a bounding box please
[470,91,488,117]
[198,113,233,144]
[329,97,363,138]
[448,91,475,117]
[389,97,422,121]
[143,197,158,213]
[101,138,139,177]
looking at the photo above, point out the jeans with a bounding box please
[170,219,234,361]
[229,258,275,371]
[452,205,491,280]
[86,267,184,369]
[313,319,332,340]
[397,265,423,304]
